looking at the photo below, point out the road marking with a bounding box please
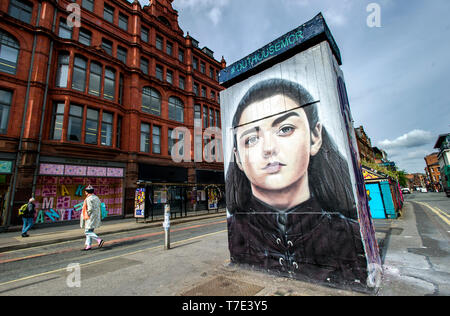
[0,229,227,288]
[0,219,226,258]
[416,202,450,226]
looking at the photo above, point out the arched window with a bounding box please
[0,30,20,75]
[168,96,184,123]
[142,87,161,116]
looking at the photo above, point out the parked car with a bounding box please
[401,188,411,194]
[419,187,428,193]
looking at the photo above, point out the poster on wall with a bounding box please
[34,171,124,224]
[135,188,146,218]
[154,191,167,204]
[220,13,381,290]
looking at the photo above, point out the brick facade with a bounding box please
[0,0,225,226]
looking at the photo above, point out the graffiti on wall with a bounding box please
[34,176,123,224]
[220,37,381,289]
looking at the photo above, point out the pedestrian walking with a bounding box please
[80,185,104,251]
[21,198,36,238]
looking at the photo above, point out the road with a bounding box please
[377,191,450,296]
[0,192,448,296]
[0,217,228,295]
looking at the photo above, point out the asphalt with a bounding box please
[0,199,448,296]
[0,210,226,253]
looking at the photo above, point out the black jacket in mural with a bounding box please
[227,196,368,286]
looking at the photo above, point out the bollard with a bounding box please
[163,204,170,250]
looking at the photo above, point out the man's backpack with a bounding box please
[18,203,28,216]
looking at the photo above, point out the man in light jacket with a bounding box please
[80,185,104,251]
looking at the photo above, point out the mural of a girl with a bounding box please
[226,78,368,287]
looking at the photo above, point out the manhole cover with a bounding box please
[181,276,264,296]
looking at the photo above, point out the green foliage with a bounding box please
[361,160,400,181]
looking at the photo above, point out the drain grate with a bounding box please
[181,276,264,296]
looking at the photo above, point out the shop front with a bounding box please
[0,158,14,227]
[135,164,225,221]
[33,157,126,225]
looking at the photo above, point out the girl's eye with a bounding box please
[278,125,295,136]
[245,135,259,146]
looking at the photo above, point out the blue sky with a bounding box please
[140,0,450,173]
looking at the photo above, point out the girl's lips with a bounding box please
[263,162,286,174]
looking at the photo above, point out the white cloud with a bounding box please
[378,130,434,150]
[175,0,230,25]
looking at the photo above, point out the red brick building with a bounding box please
[424,153,440,185]
[0,0,226,227]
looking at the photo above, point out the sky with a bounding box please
[139,0,450,174]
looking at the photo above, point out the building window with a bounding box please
[79,28,92,46]
[178,49,184,63]
[194,104,201,127]
[200,62,206,74]
[103,3,114,23]
[118,13,128,31]
[140,123,150,153]
[210,91,215,100]
[166,41,173,56]
[0,30,20,75]
[8,0,33,24]
[55,52,69,88]
[88,61,102,96]
[101,111,113,146]
[203,106,208,128]
[50,103,65,140]
[155,64,163,81]
[215,110,220,127]
[201,86,206,98]
[193,57,198,70]
[82,0,94,12]
[141,27,149,43]
[168,97,184,123]
[142,87,161,116]
[104,67,116,101]
[116,116,122,148]
[117,46,127,64]
[168,129,184,156]
[118,74,124,105]
[68,104,83,142]
[0,89,12,134]
[210,67,215,79]
[209,108,214,127]
[101,38,113,55]
[72,56,87,92]
[58,18,72,39]
[140,57,148,75]
[156,35,163,50]
[179,76,185,90]
[85,108,99,144]
[193,82,199,96]
[166,69,173,84]
[152,125,161,154]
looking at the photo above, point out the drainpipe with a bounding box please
[6,3,42,228]
[32,0,59,196]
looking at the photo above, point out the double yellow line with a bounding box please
[416,202,450,226]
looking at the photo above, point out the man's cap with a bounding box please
[85,185,94,192]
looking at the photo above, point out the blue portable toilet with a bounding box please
[363,167,398,219]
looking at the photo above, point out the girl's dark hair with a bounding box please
[226,79,357,219]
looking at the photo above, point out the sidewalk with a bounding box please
[0,210,226,253]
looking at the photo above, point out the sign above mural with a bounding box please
[219,13,342,87]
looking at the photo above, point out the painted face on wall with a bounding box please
[234,94,322,203]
